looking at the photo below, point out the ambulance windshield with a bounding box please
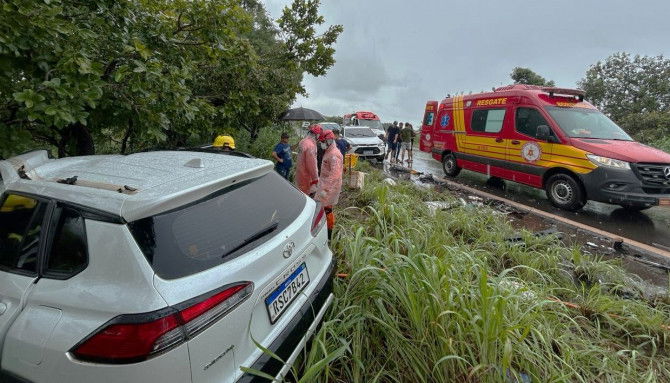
[357,119,383,130]
[546,107,633,141]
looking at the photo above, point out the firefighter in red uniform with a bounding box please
[315,130,343,240]
[295,125,322,196]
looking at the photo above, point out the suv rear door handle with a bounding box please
[511,140,521,145]
[495,138,504,143]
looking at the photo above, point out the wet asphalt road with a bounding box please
[393,149,670,251]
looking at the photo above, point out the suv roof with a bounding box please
[0,150,273,222]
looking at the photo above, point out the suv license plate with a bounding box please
[660,198,670,206]
[265,263,310,323]
[363,150,373,155]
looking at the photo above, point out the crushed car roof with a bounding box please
[0,150,273,222]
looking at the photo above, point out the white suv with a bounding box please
[0,150,334,383]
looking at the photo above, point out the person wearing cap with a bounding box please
[272,132,292,179]
[212,135,235,151]
[315,130,343,240]
[333,128,351,157]
[295,124,322,196]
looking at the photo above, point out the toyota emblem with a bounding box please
[665,166,670,179]
[282,242,295,259]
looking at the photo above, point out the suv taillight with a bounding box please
[311,203,326,236]
[71,282,253,364]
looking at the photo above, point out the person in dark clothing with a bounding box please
[385,121,400,163]
[272,132,293,179]
[333,128,351,158]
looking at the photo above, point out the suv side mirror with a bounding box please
[536,125,551,141]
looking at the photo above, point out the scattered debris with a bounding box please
[17,165,31,180]
[418,173,435,183]
[586,242,599,248]
[57,176,78,185]
[498,279,537,300]
[424,201,455,216]
[383,178,397,186]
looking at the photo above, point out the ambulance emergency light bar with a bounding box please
[541,87,585,102]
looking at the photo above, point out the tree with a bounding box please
[0,0,342,158]
[323,115,343,124]
[510,67,555,87]
[578,53,670,122]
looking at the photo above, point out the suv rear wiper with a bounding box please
[220,221,279,259]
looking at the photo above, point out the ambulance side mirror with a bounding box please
[537,125,551,141]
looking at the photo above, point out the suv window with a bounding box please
[129,172,305,279]
[46,206,88,278]
[516,107,554,139]
[471,109,506,133]
[0,194,48,275]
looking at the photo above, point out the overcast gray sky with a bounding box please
[265,0,670,124]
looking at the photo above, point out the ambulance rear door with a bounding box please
[420,101,438,154]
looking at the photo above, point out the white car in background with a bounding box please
[0,149,334,383]
[342,127,386,161]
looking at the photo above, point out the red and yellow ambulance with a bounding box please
[420,85,670,211]
[343,111,385,137]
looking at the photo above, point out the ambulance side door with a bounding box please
[506,105,557,187]
[462,105,510,177]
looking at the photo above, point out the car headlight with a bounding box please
[587,154,630,170]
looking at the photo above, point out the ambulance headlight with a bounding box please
[587,154,630,170]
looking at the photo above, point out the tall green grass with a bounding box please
[296,171,670,382]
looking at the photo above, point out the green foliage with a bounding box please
[0,0,341,157]
[579,53,670,124]
[291,170,670,382]
[619,111,670,149]
[578,53,670,147]
[510,67,555,87]
[278,0,343,77]
[323,115,344,124]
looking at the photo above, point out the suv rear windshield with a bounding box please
[128,172,306,279]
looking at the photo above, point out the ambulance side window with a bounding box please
[471,109,505,133]
[515,107,554,139]
[423,111,435,126]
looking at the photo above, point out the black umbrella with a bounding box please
[279,107,325,121]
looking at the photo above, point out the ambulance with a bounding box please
[343,111,385,137]
[420,84,670,211]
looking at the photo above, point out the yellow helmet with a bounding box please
[212,135,235,149]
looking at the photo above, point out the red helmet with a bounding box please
[308,124,323,135]
[319,130,335,141]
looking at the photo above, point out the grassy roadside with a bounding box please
[295,162,670,383]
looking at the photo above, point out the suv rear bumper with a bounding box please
[235,260,335,383]
[580,167,670,207]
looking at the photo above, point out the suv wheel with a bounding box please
[545,173,585,211]
[442,153,461,177]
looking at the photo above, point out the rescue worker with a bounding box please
[295,125,322,196]
[212,135,235,151]
[315,130,343,240]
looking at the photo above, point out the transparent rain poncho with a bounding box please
[295,136,319,195]
[315,143,343,207]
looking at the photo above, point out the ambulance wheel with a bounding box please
[545,173,585,211]
[442,153,461,177]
